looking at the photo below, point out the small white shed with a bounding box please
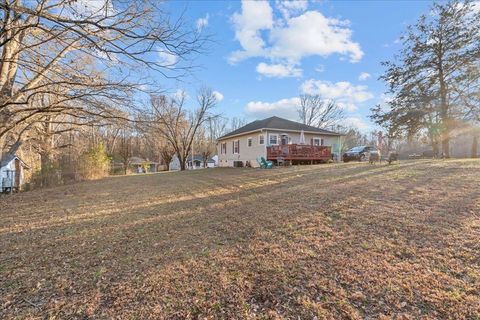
[0,154,29,192]
[170,155,216,170]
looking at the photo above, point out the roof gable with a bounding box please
[0,153,28,168]
[218,116,340,140]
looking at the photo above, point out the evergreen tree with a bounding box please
[372,0,480,157]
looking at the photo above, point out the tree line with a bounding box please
[0,0,216,186]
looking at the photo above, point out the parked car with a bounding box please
[343,146,376,162]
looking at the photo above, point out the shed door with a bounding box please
[14,159,20,188]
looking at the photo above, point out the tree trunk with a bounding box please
[40,152,52,187]
[432,140,440,158]
[203,155,208,168]
[438,58,450,158]
[178,152,187,171]
[429,135,440,158]
[427,123,440,157]
[441,133,450,158]
[180,160,186,170]
[472,134,478,158]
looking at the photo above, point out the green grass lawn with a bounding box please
[1,160,480,319]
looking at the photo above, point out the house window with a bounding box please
[269,134,278,145]
[233,140,240,154]
[313,138,323,146]
[221,142,227,154]
[259,134,265,145]
[247,137,252,147]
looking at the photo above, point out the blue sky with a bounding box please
[158,0,435,132]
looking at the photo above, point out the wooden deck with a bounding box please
[267,144,332,163]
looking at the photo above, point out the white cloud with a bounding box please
[376,93,393,112]
[245,97,301,120]
[300,79,374,112]
[474,1,480,12]
[358,72,371,81]
[173,89,188,101]
[230,0,273,63]
[256,62,302,78]
[344,116,371,131]
[275,0,308,19]
[157,51,178,67]
[213,90,224,102]
[69,0,114,17]
[196,14,209,30]
[229,0,363,74]
[454,0,480,14]
[269,11,363,63]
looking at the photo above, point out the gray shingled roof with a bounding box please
[0,153,29,168]
[218,116,340,140]
[0,153,16,167]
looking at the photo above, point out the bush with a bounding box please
[31,161,61,188]
[79,143,111,180]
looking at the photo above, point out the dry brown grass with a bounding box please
[1,160,480,319]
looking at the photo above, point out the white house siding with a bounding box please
[218,130,342,167]
[0,158,24,191]
[218,131,267,168]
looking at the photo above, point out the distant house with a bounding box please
[111,156,162,174]
[0,154,29,192]
[170,154,215,170]
[217,116,342,167]
[129,157,161,173]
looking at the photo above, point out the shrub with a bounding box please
[79,143,111,180]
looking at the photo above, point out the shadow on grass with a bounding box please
[1,160,480,318]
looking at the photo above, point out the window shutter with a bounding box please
[310,138,313,145]
[232,141,234,153]
[238,140,240,153]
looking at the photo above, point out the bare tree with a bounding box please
[0,0,205,157]
[159,145,175,171]
[117,128,133,175]
[298,94,344,129]
[195,126,216,168]
[229,117,248,131]
[207,116,229,140]
[151,88,217,170]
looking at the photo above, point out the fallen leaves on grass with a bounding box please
[1,160,480,319]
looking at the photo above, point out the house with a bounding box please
[111,157,163,174]
[0,154,29,192]
[217,116,342,167]
[129,156,161,173]
[170,154,216,170]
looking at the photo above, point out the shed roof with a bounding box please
[129,156,158,165]
[218,116,340,140]
[0,153,29,168]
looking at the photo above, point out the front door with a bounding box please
[281,135,289,145]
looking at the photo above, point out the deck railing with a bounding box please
[267,144,331,161]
